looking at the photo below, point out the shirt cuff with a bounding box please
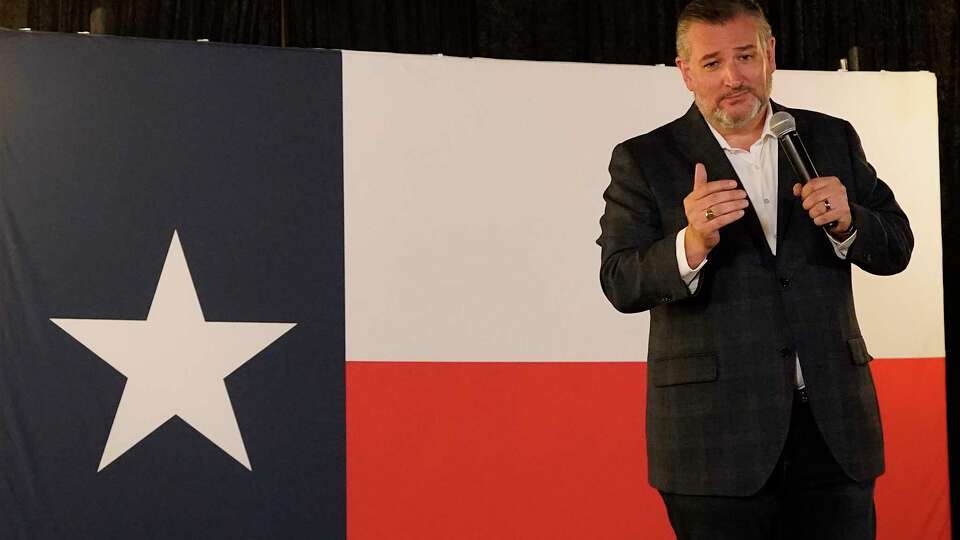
[676,227,708,293]
[825,229,858,259]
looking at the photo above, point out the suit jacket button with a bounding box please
[779,347,792,357]
[779,278,790,289]
[661,295,672,302]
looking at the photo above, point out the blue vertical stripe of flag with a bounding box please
[0,31,345,539]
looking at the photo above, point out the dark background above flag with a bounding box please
[2,0,957,530]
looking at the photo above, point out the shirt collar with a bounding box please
[706,102,774,151]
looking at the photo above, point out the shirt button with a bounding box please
[780,278,790,289]
[763,198,770,204]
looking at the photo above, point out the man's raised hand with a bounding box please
[682,163,748,267]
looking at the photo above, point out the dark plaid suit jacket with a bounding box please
[597,101,913,496]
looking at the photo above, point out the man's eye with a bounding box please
[703,61,718,70]
[739,54,754,61]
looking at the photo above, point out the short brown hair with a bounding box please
[676,0,772,61]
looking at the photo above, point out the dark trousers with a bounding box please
[659,390,876,540]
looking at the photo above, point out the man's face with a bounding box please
[676,14,776,132]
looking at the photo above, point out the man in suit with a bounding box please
[596,1,913,538]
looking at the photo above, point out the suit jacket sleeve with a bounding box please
[597,141,694,313]
[841,121,914,275]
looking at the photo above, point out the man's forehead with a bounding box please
[686,15,762,59]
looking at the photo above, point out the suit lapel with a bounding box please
[677,104,774,264]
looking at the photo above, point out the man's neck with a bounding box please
[711,104,769,150]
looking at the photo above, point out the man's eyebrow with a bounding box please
[697,44,756,63]
[698,51,721,62]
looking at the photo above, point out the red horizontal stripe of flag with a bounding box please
[347,359,948,540]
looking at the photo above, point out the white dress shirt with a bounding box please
[674,105,857,387]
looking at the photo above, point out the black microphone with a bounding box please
[770,111,838,229]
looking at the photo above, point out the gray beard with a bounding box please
[699,73,774,133]
[710,94,765,131]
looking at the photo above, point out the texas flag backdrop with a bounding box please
[0,30,946,539]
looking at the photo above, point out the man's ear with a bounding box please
[676,56,695,91]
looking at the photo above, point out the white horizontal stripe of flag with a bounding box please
[342,51,943,362]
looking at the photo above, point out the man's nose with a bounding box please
[722,64,744,88]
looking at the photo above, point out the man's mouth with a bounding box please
[722,90,751,101]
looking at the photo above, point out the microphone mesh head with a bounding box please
[770,111,797,138]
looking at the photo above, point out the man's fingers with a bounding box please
[795,176,848,228]
[800,178,825,199]
[800,176,840,200]
[692,180,739,200]
[693,163,708,188]
[813,208,847,227]
[709,199,750,217]
[802,189,845,210]
[689,163,738,198]
[792,183,802,197]
[692,201,747,229]
[699,189,748,209]
[702,209,746,231]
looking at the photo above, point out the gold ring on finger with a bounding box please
[705,208,716,221]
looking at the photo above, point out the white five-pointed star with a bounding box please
[51,231,296,471]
